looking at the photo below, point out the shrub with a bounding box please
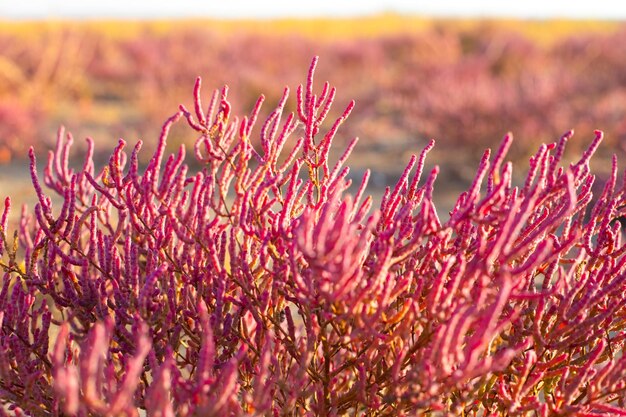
[2,57,626,416]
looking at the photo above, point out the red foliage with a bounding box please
[1,57,626,415]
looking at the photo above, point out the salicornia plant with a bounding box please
[2,57,626,416]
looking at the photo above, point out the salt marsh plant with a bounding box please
[1,57,626,416]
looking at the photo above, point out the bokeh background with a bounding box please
[1,1,626,220]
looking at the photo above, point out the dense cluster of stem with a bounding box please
[1,57,626,416]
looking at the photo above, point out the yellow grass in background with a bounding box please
[0,14,620,45]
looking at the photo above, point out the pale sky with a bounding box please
[1,0,625,20]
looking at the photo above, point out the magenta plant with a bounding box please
[2,57,626,416]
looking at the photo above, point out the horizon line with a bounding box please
[1,11,625,22]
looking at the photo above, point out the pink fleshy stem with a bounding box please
[328,137,359,185]
[108,322,152,414]
[547,130,573,187]
[573,130,604,175]
[84,171,125,210]
[0,197,9,256]
[383,155,417,226]
[29,147,53,220]
[318,99,355,175]
[277,137,304,174]
[180,104,206,133]
[522,144,549,196]
[487,133,513,194]
[151,111,184,193]
[315,85,335,125]
[193,77,207,126]
[406,139,435,202]
[305,56,319,117]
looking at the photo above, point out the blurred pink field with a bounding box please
[2,17,625,235]
[1,17,626,168]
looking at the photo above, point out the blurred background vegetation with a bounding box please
[1,15,625,209]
